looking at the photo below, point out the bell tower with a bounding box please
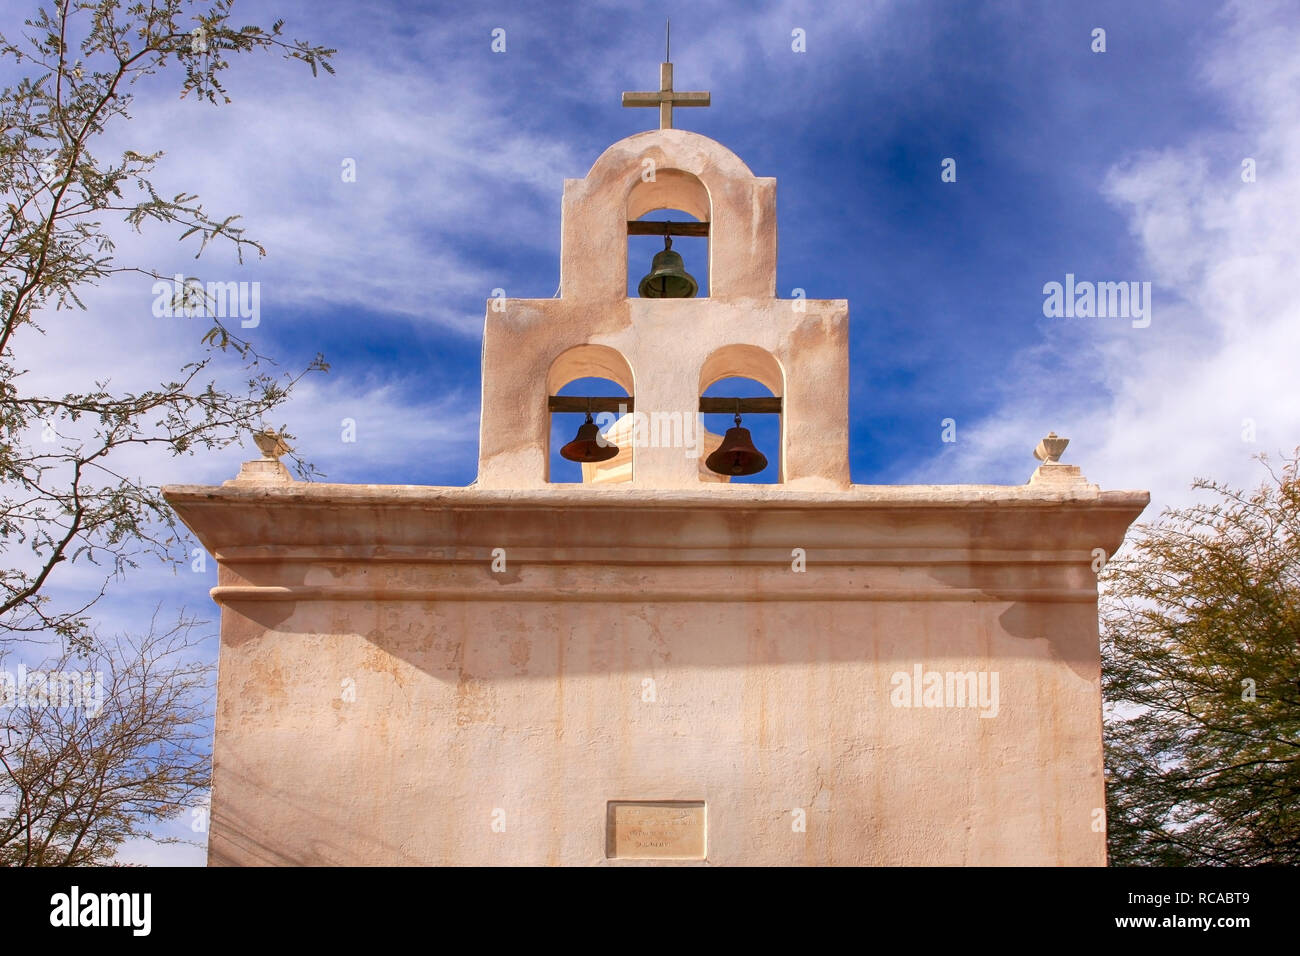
[475,58,850,490]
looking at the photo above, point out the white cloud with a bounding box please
[114,833,207,867]
[904,0,1300,519]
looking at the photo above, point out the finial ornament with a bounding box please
[1033,431,1070,464]
[253,427,291,461]
[226,427,294,485]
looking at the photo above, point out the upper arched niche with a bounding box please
[559,129,776,301]
[589,129,761,185]
[627,168,710,223]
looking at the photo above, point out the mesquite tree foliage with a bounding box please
[0,1,333,649]
[1103,454,1300,865]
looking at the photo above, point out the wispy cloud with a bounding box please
[902,0,1300,516]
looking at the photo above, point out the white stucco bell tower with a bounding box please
[476,121,851,490]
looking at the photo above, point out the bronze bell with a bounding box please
[560,412,619,463]
[705,413,768,476]
[637,236,698,299]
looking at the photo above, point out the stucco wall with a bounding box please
[164,483,1147,866]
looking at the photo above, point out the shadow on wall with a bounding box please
[220,592,1102,684]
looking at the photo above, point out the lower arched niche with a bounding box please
[699,345,784,484]
[546,345,635,484]
[699,344,784,397]
[547,344,634,396]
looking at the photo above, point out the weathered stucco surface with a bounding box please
[165,482,1146,865]
[163,125,1149,866]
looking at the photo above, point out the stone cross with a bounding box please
[622,62,710,130]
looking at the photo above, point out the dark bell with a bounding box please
[560,412,619,463]
[637,236,698,299]
[705,415,768,476]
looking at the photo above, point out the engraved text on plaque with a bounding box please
[606,801,707,860]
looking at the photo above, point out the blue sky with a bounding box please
[91,0,1285,490]
[6,0,1299,862]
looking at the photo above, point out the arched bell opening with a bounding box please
[699,378,780,484]
[546,345,635,484]
[627,209,708,299]
[699,345,785,484]
[626,169,711,299]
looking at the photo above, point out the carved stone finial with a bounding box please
[1033,432,1069,464]
[253,427,291,461]
[1027,431,1096,492]
[225,427,294,486]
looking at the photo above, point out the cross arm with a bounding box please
[621,91,710,107]
[622,92,663,107]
